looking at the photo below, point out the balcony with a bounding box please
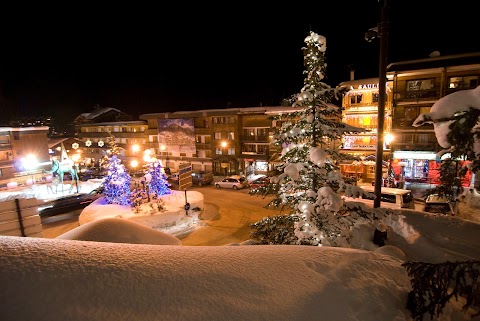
[394,89,439,101]
[195,143,211,150]
[195,128,210,135]
[241,135,270,142]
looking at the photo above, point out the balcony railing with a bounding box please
[241,135,270,142]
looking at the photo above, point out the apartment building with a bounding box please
[139,107,300,177]
[73,107,147,170]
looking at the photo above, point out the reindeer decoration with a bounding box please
[50,157,79,194]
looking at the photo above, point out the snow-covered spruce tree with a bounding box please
[100,132,132,205]
[250,31,388,247]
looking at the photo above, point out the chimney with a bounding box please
[348,64,355,81]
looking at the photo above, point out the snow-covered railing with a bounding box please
[0,198,43,237]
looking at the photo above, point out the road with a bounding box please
[41,184,479,242]
[41,185,283,244]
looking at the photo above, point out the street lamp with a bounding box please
[367,0,389,208]
[220,141,228,176]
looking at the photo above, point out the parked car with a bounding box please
[78,169,106,181]
[249,176,271,189]
[191,171,213,186]
[344,186,415,209]
[168,173,179,182]
[38,187,104,218]
[215,175,248,190]
[424,194,454,215]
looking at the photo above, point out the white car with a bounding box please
[214,176,248,190]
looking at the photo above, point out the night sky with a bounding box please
[1,2,478,128]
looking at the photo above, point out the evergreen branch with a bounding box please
[402,260,480,320]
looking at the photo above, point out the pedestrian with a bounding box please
[373,223,388,247]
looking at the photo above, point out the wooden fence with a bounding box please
[0,198,43,237]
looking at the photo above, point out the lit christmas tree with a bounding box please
[145,157,171,197]
[101,133,132,205]
[250,31,375,247]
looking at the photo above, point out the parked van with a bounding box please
[191,171,213,186]
[346,186,415,209]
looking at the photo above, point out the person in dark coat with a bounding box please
[373,223,388,247]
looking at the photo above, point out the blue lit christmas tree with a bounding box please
[145,157,171,197]
[101,133,132,205]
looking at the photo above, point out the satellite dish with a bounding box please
[429,51,441,58]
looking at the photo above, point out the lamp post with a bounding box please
[371,0,389,208]
[221,141,228,176]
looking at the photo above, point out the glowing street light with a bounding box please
[132,144,141,153]
[384,133,394,147]
[143,149,152,162]
[22,154,37,170]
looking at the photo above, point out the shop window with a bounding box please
[372,92,379,103]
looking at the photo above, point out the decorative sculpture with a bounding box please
[50,157,79,194]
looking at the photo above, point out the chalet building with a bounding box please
[338,77,393,183]
[339,52,480,185]
[0,126,50,186]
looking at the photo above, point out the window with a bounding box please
[214,132,222,140]
[258,144,269,154]
[0,135,10,144]
[405,78,437,99]
[404,107,417,121]
[407,79,434,91]
[216,148,222,155]
[213,117,225,124]
[449,76,478,90]
[350,94,363,104]
[372,92,379,103]
[227,132,234,140]
[227,148,235,155]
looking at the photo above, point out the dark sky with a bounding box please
[1,2,478,127]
